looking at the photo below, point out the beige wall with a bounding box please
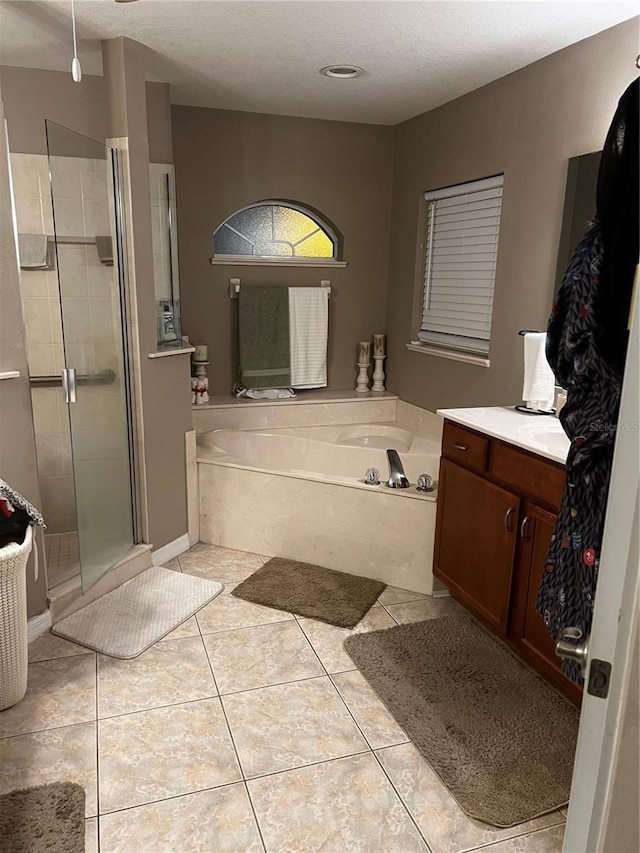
[0,66,111,155]
[0,94,48,617]
[146,82,173,164]
[171,106,394,395]
[385,18,640,412]
[1,64,171,159]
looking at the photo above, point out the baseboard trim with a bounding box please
[432,588,451,599]
[152,533,190,567]
[28,610,52,643]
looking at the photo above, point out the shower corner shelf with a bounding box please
[147,346,195,359]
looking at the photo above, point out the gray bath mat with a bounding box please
[344,613,579,827]
[52,566,222,658]
[232,557,385,627]
[0,782,85,853]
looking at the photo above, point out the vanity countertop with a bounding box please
[436,406,570,465]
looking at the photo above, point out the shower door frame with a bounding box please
[110,142,143,548]
[45,121,143,590]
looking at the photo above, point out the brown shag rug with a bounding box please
[343,613,579,827]
[0,782,85,853]
[232,557,386,628]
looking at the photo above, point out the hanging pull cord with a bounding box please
[71,0,82,82]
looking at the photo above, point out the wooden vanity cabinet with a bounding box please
[435,420,581,704]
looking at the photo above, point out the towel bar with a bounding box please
[229,278,331,299]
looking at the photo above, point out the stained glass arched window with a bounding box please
[212,201,341,262]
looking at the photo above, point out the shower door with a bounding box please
[46,121,136,592]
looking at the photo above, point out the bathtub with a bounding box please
[197,423,441,594]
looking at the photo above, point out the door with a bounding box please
[46,121,136,592]
[563,280,639,850]
[434,458,520,633]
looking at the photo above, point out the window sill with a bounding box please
[210,258,347,269]
[406,342,491,368]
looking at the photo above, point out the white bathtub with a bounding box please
[197,423,441,594]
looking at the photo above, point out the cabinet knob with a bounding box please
[504,506,516,533]
[520,516,532,541]
[453,443,468,451]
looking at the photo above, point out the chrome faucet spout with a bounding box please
[386,449,410,488]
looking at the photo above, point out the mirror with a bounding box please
[150,161,182,348]
[554,150,601,293]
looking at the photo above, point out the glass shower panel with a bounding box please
[46,121,135,592]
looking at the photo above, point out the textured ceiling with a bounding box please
[0,0,637,125]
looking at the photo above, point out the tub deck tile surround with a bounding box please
[3,542,566,852]
[192,389,399,433]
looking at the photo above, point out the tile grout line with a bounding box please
[295,605,431,851]
[458,819,567,853]
[380,601,401,623]
[323,673,432,851]
[199,590,414,847]
[195,602,269,853]
[294,613,358,676]
[369,748,435,853]
[93,651,101,848]
[95,750,376,819]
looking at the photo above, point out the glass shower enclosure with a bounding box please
[45,121,137,592]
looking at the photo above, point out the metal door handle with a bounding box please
[555,626,589,677]
[504,507,516,532]
[453,443,468,451]
[61,368,77,404]
[68,368,76,403]
[520,516,532,541]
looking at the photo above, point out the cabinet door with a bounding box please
[509,502,582,704]
[510,503,559,667]
[434,458,520,633]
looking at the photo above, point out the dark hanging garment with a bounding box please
[536,78,639,684]
[595,77,639,371]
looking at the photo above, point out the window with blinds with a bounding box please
[418,175,503,356]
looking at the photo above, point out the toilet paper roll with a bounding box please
[522,332,555,410]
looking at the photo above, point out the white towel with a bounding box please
[522,332,555,410]
[289,287,328,389]
[18,233,48,269]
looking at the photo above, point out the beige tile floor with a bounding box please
[1,543,567,853]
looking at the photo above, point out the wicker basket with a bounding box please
[0,525,33,711]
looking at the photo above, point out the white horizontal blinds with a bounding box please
[419,175,503,355]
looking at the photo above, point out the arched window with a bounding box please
[212,201,344,265]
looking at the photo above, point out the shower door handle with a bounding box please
[61,368,77,404]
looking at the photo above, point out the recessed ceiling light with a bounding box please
[320,65,364,80]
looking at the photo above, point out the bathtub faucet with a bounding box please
[386,449,410,489]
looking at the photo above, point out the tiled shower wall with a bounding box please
[11,152,120,535]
